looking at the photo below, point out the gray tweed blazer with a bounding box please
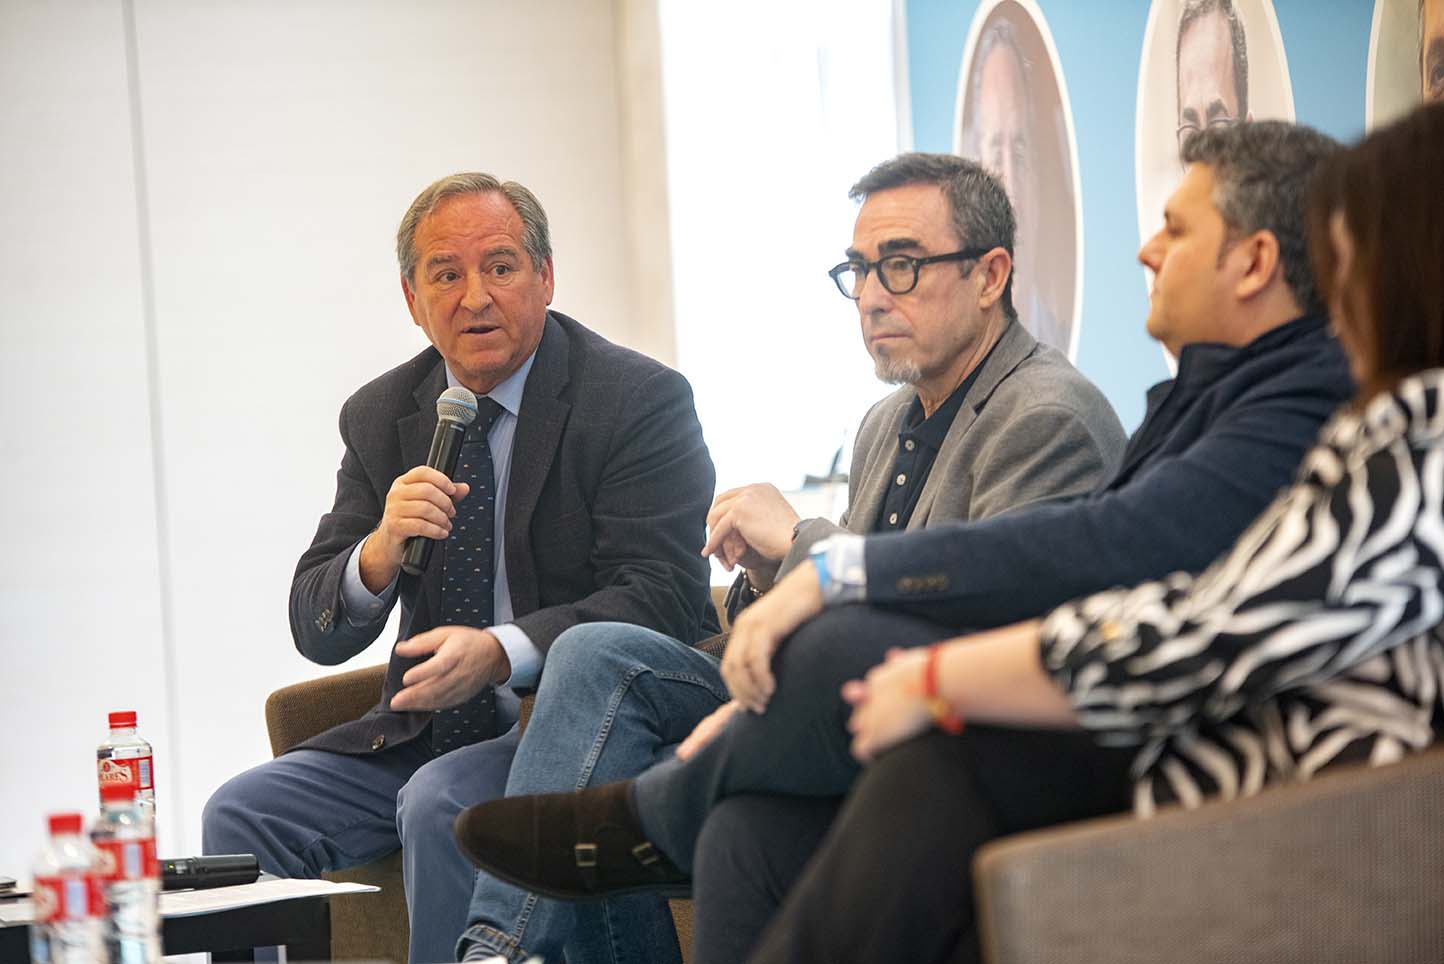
[780,320,1125,574]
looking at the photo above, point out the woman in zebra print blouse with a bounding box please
[755,103,1444,961]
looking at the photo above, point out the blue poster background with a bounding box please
[904,0,1373,429]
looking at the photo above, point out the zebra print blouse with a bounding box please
[1040,370,1444,816]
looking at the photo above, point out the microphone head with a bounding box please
[436,386,479,426]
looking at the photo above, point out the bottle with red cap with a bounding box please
[97,711,155,815]
[30,812,104,964]
[93,784,161,963]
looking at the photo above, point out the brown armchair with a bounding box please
[264,661,408,962]
[263,588,730,962]
[973,745,1444,964]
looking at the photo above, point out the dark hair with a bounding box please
[849,153,1017,321]
[1307,102,1444,399]
[1177,0,1249,119]
[1181,120,1339,315]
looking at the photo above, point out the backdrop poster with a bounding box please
[1135,0,1296,258]
[1369,0,1442,129]
[954,0,1083,359]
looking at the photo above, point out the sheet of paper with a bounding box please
[161,878,379,917]
[0,878,379,924]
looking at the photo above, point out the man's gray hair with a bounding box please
[961,18,1033,158]
[1181,121,1339,315]
[849,153,1017,322]
[1177,0,1249,118]
[396,173,552,287]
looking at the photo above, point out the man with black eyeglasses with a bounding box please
[453,123,1355,964]
[449,153,1123,963]
[1176,0,1251,156]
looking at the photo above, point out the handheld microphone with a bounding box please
[401,386,479,576]
[160,854,261,891]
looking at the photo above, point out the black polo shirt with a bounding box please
[873,354,990,532]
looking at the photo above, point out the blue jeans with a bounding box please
[202,691,521,964]
[458,623,729,964]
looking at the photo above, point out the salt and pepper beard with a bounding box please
[871,348,924,386]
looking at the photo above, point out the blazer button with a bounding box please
[370,735,386,751]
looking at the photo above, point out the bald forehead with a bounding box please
[1177,10,1240,118]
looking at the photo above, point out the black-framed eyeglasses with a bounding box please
[828,247,993,300]
[1176,115,1237,152]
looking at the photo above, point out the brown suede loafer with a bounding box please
[453,780,691,900]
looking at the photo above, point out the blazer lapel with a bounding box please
[503,315,573,616]
[398,358,448,628]
[910,322,1035,529]
[848,393,911,533]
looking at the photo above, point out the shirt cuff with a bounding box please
[812,534,867,607]
[491,622,542,688]
[341,535,397,628]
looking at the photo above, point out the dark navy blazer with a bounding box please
[863,314,1354,629]
[287,311,719,756]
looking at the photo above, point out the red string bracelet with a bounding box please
[922,643,964,735]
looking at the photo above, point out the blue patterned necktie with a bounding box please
[431,396,505,754]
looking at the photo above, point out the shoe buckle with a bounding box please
[574,843,599,868]
[631,841,661,867]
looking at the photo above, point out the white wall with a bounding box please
[0,0,174,874]
[1,0,645,871]
[659,0,902,497]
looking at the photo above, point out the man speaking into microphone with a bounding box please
[201,173,717,962]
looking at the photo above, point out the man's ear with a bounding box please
[976,247,1012,311]
[1231,230,1280,302]
[401,274,421,326]
[539,256,555,306]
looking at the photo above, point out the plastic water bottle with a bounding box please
[31,813,104,964]
[92,784,162,964]
[97,711,155,816]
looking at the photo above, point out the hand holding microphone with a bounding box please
[357,387,479,592]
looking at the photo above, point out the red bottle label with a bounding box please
[94,836,159,881]
[98,755,153,791]
[32,873,104,921]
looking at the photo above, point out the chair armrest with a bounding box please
[973,747,1444,964]
[264,663,387,757]
[695,633,728,660]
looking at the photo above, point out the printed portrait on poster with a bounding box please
[954,0,1083,360]
[1136,0,1295,332]
[1369,0,1444,130]
[1428,0,1444,101]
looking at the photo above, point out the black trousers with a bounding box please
[692,794,841,964]
[634,604,956,869]
[722,727,1136,964]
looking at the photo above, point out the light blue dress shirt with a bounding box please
[339,350,543,688]
[809,533,868,606]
